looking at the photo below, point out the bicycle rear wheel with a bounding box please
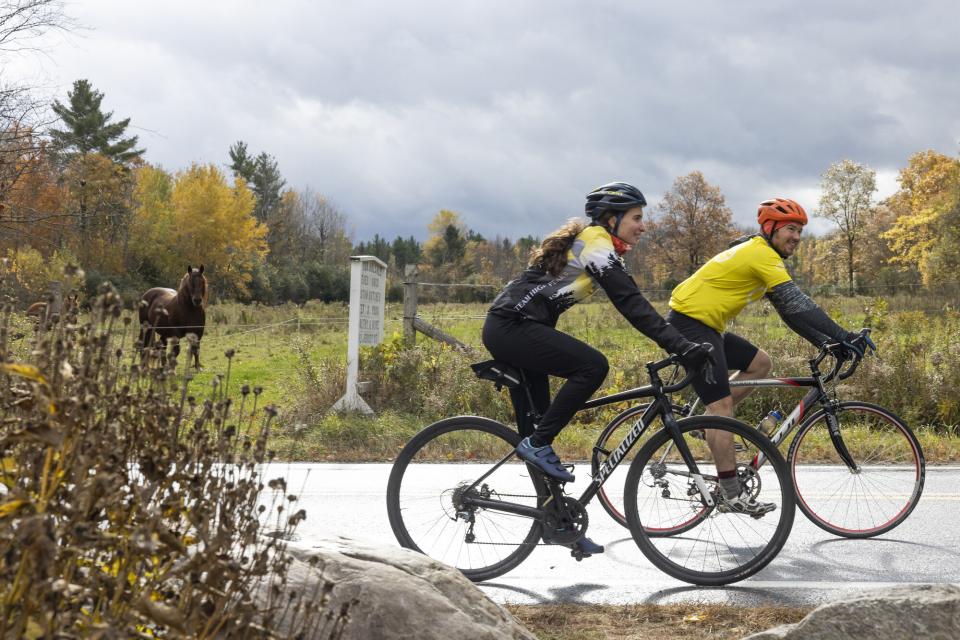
[788,401,925,538]
[592,402,708,535]
[386,416,543,582]
[624,416,795,586]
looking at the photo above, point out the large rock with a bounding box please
[744,584,960,640]
[274,536,536,640]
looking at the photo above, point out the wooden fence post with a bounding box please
[49,281,62,319]
[403,265,418,347]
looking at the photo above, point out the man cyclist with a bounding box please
[667,198,875,515]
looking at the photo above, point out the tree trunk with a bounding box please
[847,236,855,296]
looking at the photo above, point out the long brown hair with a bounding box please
[528,218,588,276]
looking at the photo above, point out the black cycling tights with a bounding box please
[482,313,609,447]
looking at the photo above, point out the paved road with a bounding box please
[267,463,960,606]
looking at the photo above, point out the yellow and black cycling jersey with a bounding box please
[489,225,689,353]
[670,235,852,347]
[669,235,791,333]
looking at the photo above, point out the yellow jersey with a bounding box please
[669,236,792,333]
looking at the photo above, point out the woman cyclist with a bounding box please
[482,182,714,556]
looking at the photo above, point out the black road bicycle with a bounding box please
[593,330,925,539]
[386,352,796,586]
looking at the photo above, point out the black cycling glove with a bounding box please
[678,342,717,384]
[832,329,877,360]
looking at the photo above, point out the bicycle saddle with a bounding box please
[470,360,523,390]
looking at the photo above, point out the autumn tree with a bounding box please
[61,152,136,274]
[131,163,267,298]
[49,79,144,167]
[423,209,468,268]
[652,171,735,279]
[883,150,960,286]
[817,159,877,294]
[128,164,175,280]
[0,131,67,249]
[858,202,914,291]
[1,1,73,233]
[267,189,349,265]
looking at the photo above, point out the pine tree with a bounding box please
[250,152,285,222]
[228,140,255,183]
[49,79,144,166]
[227,141,285,222]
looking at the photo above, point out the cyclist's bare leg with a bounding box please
[705,350,778,514]
[705,350,773,471]
[729,349,772,406]
[704,396,736,472]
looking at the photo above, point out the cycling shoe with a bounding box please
[570,536,604,556]
[515,437,575,483]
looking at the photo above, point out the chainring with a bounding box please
[737,463,762,499]
[541,496,588,545]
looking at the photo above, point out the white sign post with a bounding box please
[333,255,388,414]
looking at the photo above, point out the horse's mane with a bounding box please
[178,268,209,308]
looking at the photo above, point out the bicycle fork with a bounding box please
[824,404,860,472]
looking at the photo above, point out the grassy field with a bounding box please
[8,293,960,462]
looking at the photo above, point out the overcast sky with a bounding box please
[5,0,959,241]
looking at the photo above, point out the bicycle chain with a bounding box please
[466,492,575,546]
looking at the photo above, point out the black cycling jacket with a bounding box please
[488,225,692,354]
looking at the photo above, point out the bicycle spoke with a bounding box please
[387,418,543,581]
[625,417,794,585]
[790,403,924,537]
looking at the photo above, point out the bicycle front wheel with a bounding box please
[592,402,708,535]
[386,416,543,582]
[788,401,925,538]
[624,416,795,586]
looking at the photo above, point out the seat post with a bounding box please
[520,370,543,428]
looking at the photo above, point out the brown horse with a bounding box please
[139,265,208,369]
[26,301,47,318]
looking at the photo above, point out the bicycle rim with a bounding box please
[593,403,708,535]
[789,402,925,538]
[624,416,795,586]
[386,416,543,582]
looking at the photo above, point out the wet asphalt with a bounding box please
[268,462,960,606]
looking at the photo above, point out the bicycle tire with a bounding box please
[386,415,544,582]
[591,402,710,535]
[788,401,925,538]
[624,415,795,586]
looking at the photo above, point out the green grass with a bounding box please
[10,294,960,462]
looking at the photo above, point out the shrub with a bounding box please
[0,267,346,638]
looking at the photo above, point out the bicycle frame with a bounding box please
[462,358,719,520]
[677,348,859,472]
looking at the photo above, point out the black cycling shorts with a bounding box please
[666,310,760,405]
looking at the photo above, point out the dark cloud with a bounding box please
[7,0,958,241]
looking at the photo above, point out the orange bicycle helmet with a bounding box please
[757,198,808,235]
